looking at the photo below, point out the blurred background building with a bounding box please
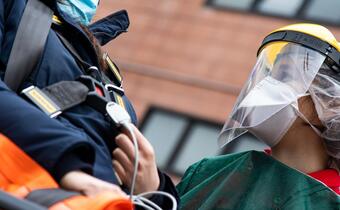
[96,0,340,182]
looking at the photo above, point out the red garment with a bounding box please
[308,169,340,195]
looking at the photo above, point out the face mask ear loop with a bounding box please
[290,103,323,137]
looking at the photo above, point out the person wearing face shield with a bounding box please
[176,23,340,210]
[0,0,178,208]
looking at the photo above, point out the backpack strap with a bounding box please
[4,0,53,92]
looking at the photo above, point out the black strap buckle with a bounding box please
[77,75,110,114]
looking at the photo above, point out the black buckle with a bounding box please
[77,75,110,114]
[105,84,124,95]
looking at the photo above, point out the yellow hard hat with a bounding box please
[258,23,340,71]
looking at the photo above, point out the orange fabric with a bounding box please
[50,192,133,210]
[0,134,58,197]
[0,134,133,210]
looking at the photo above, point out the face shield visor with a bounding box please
[310,64,340,159]
[218,42,326,147]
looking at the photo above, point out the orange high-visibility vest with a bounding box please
[0,133,133,210]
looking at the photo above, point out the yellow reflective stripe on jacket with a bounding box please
[113,93,126,110]
[52,15,62,25]
[104,53,123,84]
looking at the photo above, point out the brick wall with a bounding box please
[95,0,340,124]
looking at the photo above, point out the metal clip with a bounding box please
[105,84,124,94]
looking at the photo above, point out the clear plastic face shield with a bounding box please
[218,42,326,147]
[310,64,340,159]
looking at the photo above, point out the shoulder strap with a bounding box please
[55,31,92,70]
[25,189,80,208]
[0,190,47,210]
[4,0,53,92]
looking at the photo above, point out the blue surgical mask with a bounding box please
[57,0,99,25]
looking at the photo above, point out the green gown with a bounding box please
[177,151,340,210]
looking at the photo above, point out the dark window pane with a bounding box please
[304,0,340,24]
[142,111,188,168]
[173,123,221,174]
[257,0,303,17]
[212,0,255,10]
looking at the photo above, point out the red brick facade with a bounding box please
[96,0,340,124]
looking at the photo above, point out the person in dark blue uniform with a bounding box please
[0,0,178,208]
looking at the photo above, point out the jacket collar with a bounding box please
[89,10,130,46]
[52,1,129,47]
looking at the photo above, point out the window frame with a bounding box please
[205,0,340,27]
[139,106,223,176]
[139,106,268,176]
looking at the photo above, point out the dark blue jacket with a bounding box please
[0,0,135,183]
[0,0,178,208]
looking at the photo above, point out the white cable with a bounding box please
[106,102,138,199]
[122,122,139,199]
[134,196,162,210]
[123,123,178,210]
[106,102,178,209]
[133,199,155,210]
[136,191,178,210]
